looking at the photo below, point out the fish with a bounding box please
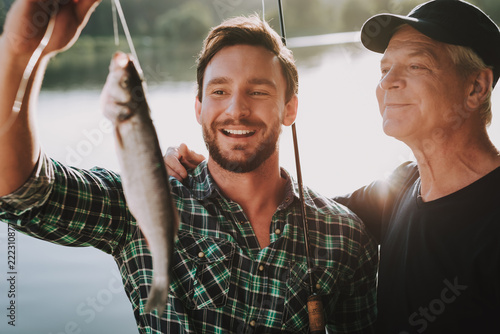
[100,51,178,315]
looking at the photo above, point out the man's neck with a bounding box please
[410,129,500,202]
[207,155,286,248]
[208,155,286,208]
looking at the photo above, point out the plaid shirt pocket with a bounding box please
[171,231,236,310]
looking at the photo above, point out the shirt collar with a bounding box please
[188,161,313,210]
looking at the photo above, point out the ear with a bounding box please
[195,97,202,125]
[466,68,493,110]
[282,94,298,126]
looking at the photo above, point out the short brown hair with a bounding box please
[196,15,298,103]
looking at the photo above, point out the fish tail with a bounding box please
[144,275,170,315]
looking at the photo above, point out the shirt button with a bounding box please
[258,265,265,272]
[198,252,205,258]
[240,221,246,224]
[315,283,321,290]
[249,320,256,327]
[275,228,281,235]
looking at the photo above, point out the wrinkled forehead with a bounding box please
[383,25,449,61]
[389,25,441,48]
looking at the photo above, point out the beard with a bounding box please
[202,118,282,173]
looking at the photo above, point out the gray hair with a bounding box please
[445,44,493,126]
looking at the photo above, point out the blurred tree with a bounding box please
[82,0,192,36]
[379,0,423,15]
[155,1,212,42]
[0,0,14,34]
[267,0,337,36]
[473,0,500,25]
[81,0,114,36]
[1,0,500,38]
[340,0,373,31]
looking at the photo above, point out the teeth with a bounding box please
[224,129,254,135]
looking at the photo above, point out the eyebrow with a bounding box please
[248,78,277,89]
[408,48,438,60]
[205,77,278,90]
[381,46,439,66]
[206,77,231,87]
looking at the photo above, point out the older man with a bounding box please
[341,1,500,333]
[0,1,377,333]
[166,1,500,333]
[342,0,500,333]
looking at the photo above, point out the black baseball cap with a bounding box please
[360,0,500,87]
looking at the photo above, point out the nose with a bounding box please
[225,91,250,119]
[378,66,405,91]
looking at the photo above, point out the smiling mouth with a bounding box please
[221,129,256,138]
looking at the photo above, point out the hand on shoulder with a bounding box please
[164,143,205,181]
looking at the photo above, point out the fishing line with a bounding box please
[111,0,144,79]
[0,11,56,137]
[111,0,119,46]
[1,0,141,137]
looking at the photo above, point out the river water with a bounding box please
[1,42,500,334]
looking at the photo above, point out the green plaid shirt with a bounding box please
[0,153,377,333]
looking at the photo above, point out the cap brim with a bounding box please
[360,6,500,89]
[361,14,425,53]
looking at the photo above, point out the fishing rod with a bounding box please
[276,1,326,333]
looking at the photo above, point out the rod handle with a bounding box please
[307,294,326,334]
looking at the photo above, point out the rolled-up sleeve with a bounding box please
[0,152,54,215]
[0,152,135,256]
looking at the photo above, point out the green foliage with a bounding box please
[472,0,500,24]
[155,1,212,42]
[279,0,336,36]
[340,0,373,31]
[382,0,427,15]
[2,0,499,89]
[0,0,14,34]
[2,0,500,38]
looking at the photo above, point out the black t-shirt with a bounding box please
[336,162,500,333]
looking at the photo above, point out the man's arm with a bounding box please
[334,181,389,243]
[335,161,419,243]
[0,0,100,196]
[0,153,134,254]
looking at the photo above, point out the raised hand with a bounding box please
[2,0,101,59]
[0,0,101,196]
[164,144,205,181]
